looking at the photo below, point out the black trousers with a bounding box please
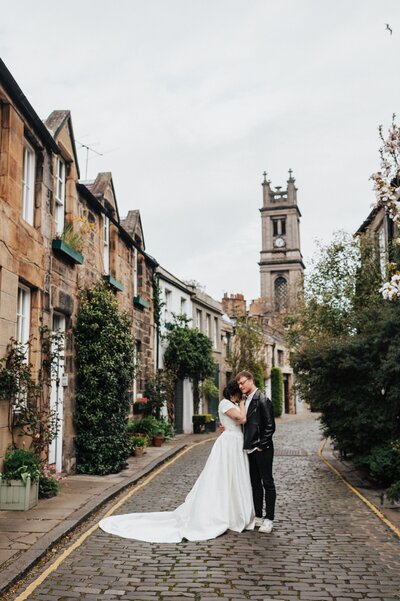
[248,444,276,521]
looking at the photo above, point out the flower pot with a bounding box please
[0,476,39,510]
[133,447,145,458]
[152,435,165,447]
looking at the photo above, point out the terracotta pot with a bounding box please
[152,435,164,447]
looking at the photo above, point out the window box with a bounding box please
[0,476,39,511]
[52,239,83,265]
[134,296,150,309]
[103,274,124,292]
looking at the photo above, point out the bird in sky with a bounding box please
[385,23,393,35]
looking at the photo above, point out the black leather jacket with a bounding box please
[243,389,275,450]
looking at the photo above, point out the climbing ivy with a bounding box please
[74,282,135,474]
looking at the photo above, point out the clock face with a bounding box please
[274,236,286,248]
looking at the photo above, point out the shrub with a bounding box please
[74,282,135,475]
[2,448,41,483]
[271,367,283,417]
[39,475,60,498]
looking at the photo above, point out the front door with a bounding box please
[174,379,184,434]
[49,313,65,472]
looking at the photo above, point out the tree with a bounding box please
[163,315,214,415]
[287,233,400,499]
[74,282,135,475]
[227,316,266,389]
[271,367,283,417]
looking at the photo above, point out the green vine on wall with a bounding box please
[0,326,64,457]
[74,281,136,475]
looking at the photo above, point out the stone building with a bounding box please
[259,170,304,314]
[155,265,194,433]
[121,210,157,401]
[0,60,156,472]
[223,171,304,414]
[356,204,397,276]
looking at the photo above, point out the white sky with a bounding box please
[2,0,400,301]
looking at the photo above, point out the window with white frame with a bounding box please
[206,314,211,338]
[55,157,66,234]
[164,289,172,316]
[133,248,138,296]
[377,227,387,277]
[17,284,31,350]
[21,141,36,225]
[213,317,218,349]
[196,309,202,330]
[180,297,187,315]
[104,215,110,274]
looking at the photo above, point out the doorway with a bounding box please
[49,313,65,472]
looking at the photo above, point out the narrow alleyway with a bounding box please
[8,412,400,601]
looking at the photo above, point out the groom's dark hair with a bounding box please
[236,370,254,382]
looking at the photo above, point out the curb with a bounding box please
[0,442,187,597]
[318,439,400,539]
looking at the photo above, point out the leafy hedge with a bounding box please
[287,233,400,499]
[271,367,283,417]
[74,282,135,474]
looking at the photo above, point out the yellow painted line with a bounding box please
[14,437,215,601]
[318,438,400,539]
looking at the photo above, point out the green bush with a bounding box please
[39,475,60,498]
[2,448,41,483]
[271,367,283,417]
[74,282,135,475]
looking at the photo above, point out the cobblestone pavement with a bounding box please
[12,412,400,601]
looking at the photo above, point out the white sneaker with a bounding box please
[254,517,264,528]
[259,519,273,533]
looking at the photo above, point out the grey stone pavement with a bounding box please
[2,411,400,601]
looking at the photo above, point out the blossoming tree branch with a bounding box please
[370,114,400,300]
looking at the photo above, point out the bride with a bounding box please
[99,380,255,543]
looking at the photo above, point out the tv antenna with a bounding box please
[76,141,103,179]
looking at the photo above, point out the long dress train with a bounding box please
[99,399,255,543]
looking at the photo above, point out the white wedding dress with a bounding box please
[99,399,255,542]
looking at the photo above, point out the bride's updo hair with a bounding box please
[223,379,242,401]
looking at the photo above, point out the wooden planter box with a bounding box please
[0,476,39,510]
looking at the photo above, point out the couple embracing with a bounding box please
[100,370,276,543]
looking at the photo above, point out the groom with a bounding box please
[236,370,276,533]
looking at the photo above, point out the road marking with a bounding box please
[13,438,215,601]
[318,439,400,539]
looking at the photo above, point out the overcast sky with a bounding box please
[2,1,400,301]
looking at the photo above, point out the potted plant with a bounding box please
[129,435,148,458]
[152,421,165,447]
[0,448,40,510]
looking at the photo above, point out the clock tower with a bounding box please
[259,170,304,314]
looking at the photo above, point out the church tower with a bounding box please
[259,170,304,314]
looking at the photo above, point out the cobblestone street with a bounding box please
[10,412,400,601]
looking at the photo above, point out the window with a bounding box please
[213,317,218,349]
[55,157,66,234]
[272,217,286,237]
[206,314,211,338]
[196,309,202,330]
[133,248,138,296]
[180,297,187,315]
[226,332,231,358]
[104,215,110,274]
[21,141,36,225]
[17,284,31,349]
[277,349,284,367]
[164,289,172,315]
[275,276,288,311]
[377,227,387,277]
